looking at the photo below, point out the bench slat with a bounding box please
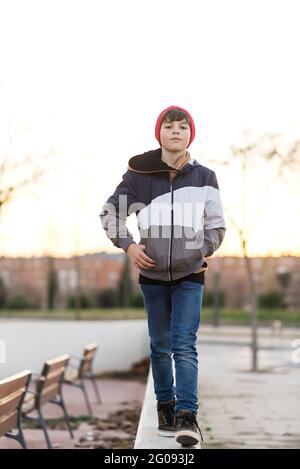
[0,411,18,437]
[0,390,24,417]
[39,383,60,406]
[43,354,69,373]
[0,370,31,400]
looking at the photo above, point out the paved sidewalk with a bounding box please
[135,326,300,449]
[0,378,146,449]
[197,330,300,449]
[198,324,299,348]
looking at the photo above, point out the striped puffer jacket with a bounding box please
[100,148,226,282]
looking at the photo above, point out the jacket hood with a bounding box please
[128,148,199,174]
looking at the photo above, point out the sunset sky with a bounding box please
[0,0,299,259]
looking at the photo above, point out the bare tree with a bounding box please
[0,129,67,314]
[206,130,300,371]
[0,146,63,216]
[71,169,91,320]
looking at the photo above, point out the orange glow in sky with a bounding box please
[0,0,299,258]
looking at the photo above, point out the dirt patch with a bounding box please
[75,401,142,449]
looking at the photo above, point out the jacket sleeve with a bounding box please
[99,170,137,253]
[202,171,226,258]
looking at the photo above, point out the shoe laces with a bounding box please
[176,412,204,443]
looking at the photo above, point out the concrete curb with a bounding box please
[134,367,201,450]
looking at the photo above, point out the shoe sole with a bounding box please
[158,430,176,437]
[175,430,201,446]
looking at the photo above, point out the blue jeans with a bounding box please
[140,281,204,414]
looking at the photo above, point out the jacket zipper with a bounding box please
[168,177,174,281]
[166,168,184,280]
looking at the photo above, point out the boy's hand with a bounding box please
[126,244,156,270]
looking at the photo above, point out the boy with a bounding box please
[100,105,226,446]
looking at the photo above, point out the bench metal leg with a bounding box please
[18,424,27,449]
[5,428,27,449]
[90,374,102,404]
[80,379,93,416]
[49,394,74,440]
[5,413,27,449]
[60,396,74,439]
[37,409,52,449]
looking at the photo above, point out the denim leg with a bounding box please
[171,281,204,414]
[140,284,175,402]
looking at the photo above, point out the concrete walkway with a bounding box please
[134,368,201,449]
[197,333,300,449]
[0,378,146,449]
[135,326,300,449]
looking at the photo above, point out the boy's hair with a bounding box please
[162,108,190,126]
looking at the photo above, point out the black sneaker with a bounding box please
[157,398,176,437]
[175,409,204,446]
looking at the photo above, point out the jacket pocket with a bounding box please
[171,236,201,274]
[139,237,169,273]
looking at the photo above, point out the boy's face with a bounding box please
[160,118,191,152]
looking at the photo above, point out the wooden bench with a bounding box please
[63,342,101,416]
[22,354,73,449]
[0,370,31,448]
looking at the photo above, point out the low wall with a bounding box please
[0,318,149,379]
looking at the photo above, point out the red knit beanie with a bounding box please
[155,105,196,148]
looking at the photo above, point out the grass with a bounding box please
[202,307,300,326]
[0,307,299,326]
[0,308,147,320]
[23,415,94,430]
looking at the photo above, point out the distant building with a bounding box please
[0,253,299,309]
[0,252,138,309]
[206,256,300,308]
